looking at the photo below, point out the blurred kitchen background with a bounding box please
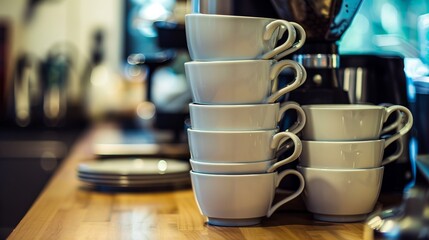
[0,0,428,238]
[0,0,192,237]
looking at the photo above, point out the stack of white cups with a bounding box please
[184,13,308,227]
[297,104,414,222]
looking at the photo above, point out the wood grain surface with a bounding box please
[7,125,374,240]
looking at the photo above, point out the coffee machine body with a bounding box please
[340,55,409,105]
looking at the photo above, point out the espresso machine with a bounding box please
[271,0,363,104]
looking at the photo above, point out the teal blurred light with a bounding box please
[340,0,429,56]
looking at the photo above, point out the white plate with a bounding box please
[77,172,190,180]
[78,175,191,188]
[78,158,190,176]
[78,175,191,185]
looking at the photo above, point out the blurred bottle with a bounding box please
[40,51,71,127]
[83,29,125,122]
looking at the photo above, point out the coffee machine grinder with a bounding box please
[270,0,363,104]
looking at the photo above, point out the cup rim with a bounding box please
[185,59,272,65]
[297,165,384,172]
[189,102,279,108]
[187,128,279,134]
[190,170,276,177]
[302,104,385,110]
[301,139,385,144]
[190,158,275,166]
[185,13,277,22]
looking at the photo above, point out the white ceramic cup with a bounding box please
[297,166,384,223]
[190,170,305,226]
[299,138,405,168]
[185,13,306,61]
[187,129,302,172]
[190,159,276,174]
[189,101,306,132]
[185,59,305,104]
[301,104,413,141]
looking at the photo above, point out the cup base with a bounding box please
[207,217,261,227]
[312,213,368,223]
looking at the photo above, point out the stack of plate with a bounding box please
[77,158,191,190]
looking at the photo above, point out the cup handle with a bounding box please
[381,106,413,165]
[266,131,302,173]
[261,20,297,60]
[277,101,306,135]
[274,22,307,60]
[265,60,306,103]
[380,104,403,135]
[381,136,405,166]
[382,105,413,147]
[271,62,307,96]
[267,169,305,217]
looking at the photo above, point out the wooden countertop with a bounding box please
[8,126,372,240]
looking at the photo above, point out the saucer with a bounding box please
[78,158,190,175]
[78,175,191,188]
[77,158,191,190]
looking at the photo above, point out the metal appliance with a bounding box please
[124,0,191,140]
[271,0,363,104]
[105,0,191,160]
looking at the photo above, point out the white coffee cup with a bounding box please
[299,138,404,168]
[190,158,276,174]
[189,101,306,132]
[297,166,384,222]
[185,13,306,61]
[190,170,305,226]
[301,104,413,141]
[187,129,302,172]
[185,59,305,104]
